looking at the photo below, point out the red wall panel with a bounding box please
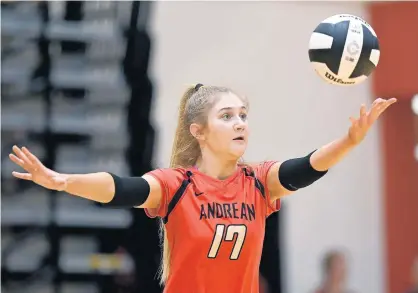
[369,3,418,293]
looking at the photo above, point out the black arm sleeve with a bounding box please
[102,173,150,208]
[278,151,328,192]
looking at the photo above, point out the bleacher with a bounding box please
[1,2,158,293]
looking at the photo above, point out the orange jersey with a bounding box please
[145,161,281,293]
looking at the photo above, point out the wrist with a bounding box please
[59,173,70,192]
[344,133,359,148]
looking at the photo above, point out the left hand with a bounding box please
[348,97,397,145]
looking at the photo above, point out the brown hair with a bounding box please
[158,84,248,284]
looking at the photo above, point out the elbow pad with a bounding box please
[278,151,328,191]
[104,173,150,208]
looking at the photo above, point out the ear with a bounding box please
[190,123,205,141]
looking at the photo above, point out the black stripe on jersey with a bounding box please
[162,179,191,224]
[308,21,350,75]
[243,168,265,198]
[254,178,265,198]
[349,24,379,78]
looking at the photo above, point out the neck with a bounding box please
[196,150,238,180]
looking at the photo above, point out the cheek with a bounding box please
[207,121,230,143]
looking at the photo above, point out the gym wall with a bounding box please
[149,2,385,293]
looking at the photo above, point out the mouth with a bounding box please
[233,136,245,141]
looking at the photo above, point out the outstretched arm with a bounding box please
[267,97,397,201]
[9,146,162,209]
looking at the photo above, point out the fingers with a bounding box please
[370,102,386,120]
[381,98,397,112]
[10,146,44,177]
[371,98,380,107]
[359,104,367,127]
[369,97,397,122]
[360,104,367,116]
[350,103,370,128]
[22,146,42,169]
[12,172,33,181]
[371,97,396,108]
[372,97,397,109]
[9,153,25,169]
[387,97,397,104]
[377,98,397,116]
[12,145,33,170]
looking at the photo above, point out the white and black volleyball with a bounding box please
[308,14,380,86]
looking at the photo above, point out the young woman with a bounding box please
[9,84,396,293]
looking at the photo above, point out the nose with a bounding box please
[234,120,246,132]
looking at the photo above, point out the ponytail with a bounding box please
[169,85,202,168]
[159,84,202,285]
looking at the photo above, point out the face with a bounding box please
[193,93,249,160]
[328,255,347,284]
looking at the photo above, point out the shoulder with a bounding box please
[145,167,187,185]
[244,161,281,189]
[143,167,190,219]
[146,167,187,179]
[243,161,282,216]
[249,161,279,178]
[251,160,295,199]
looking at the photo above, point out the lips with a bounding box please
[233,136,244,141]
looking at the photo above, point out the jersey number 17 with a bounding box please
[207,224,247,260]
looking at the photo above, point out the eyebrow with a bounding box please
[218,106,247,113]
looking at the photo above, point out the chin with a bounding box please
[229,147,247,159]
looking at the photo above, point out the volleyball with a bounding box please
[308,14,380,86]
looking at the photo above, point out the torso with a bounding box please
[145,162,280,293]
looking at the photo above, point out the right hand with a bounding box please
[9,146,68,191]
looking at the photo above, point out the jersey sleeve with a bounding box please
[144,168,184,219]
[253,161,281,217]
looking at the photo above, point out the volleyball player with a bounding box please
[9,84,396,293]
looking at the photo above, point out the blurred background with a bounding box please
[1,1,417,293]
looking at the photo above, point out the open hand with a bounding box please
[9,146,67,191]
[348,97,397,145]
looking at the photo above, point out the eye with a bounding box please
[240,113,247,120]
[221,113,231,120]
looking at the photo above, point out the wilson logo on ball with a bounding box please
[325,72,355,85]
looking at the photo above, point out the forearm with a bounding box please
[62,172,115,203]
[310,134,356,171]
